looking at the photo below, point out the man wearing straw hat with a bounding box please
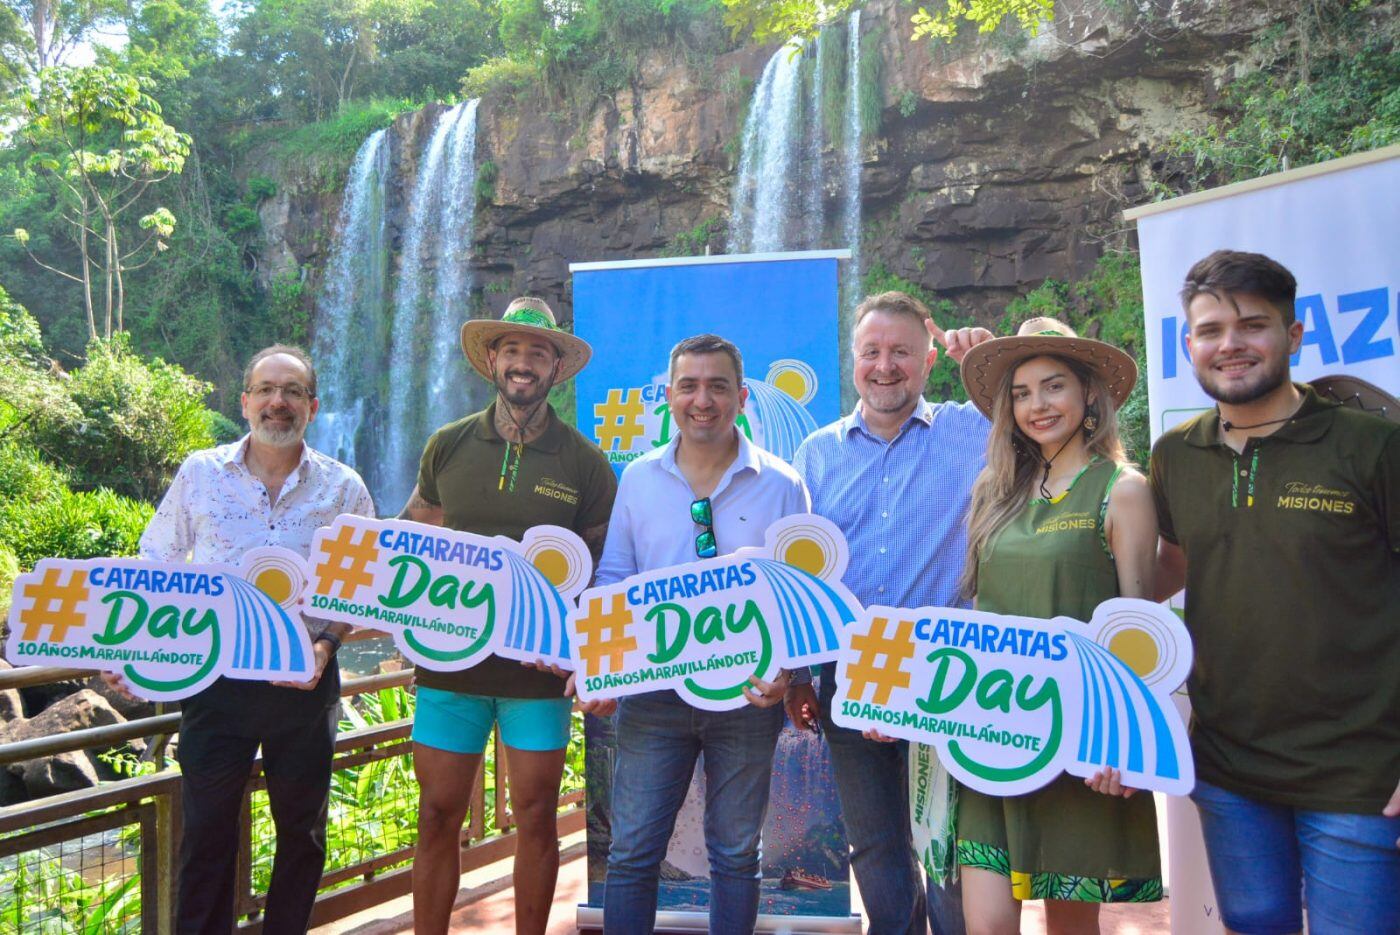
[399,297,617,935]
[1151,250,1400,935]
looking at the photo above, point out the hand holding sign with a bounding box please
[833,597,1195,797]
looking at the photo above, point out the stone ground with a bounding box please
[315,830,1171,934]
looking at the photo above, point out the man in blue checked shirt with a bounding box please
[785,291,993,935]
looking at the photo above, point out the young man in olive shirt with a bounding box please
[1151,251,1400,934]
[400,298,617,935]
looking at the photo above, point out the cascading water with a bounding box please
[727,17,864,262]
[309,99,484,514]
[381,99,483,512]
[308,128,389,478]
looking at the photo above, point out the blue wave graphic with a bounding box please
[752,559,856,659]
[745,379,818,461]
[228,577,306,675]
[1068,633,1179,781]
[503,552,571,659]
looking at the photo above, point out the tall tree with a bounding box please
[13,65,190,339]
[5,0,125,70]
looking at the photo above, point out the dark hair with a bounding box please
[669,334,744,386]
[1180,250,1298,326]
[854,291,933,327]
[243,344,317,397]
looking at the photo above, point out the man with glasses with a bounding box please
[107,344,375,934]
[593,333,809,934]
[398,297,617,935]
[784,292,992,935]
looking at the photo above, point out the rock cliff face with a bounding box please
[257,0,1280,330]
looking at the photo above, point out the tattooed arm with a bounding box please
[398,485,444,526]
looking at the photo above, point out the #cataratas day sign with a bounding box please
[568,514,862,711]
[305,515,590,670]
[6,548,318,701]
[833,598,1195,796]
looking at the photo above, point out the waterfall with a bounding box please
[727,17,863,268]
[382,99,482,512]
[727,40,804,254]
[308,128,389,476]
[309,99,484,514]
[842,10,863,293]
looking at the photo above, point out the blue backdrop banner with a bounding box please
[573,252,845,474]
[571,251,857,931]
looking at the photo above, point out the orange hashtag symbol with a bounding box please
[574,593,637,677]
[594,389,646,451]
[313,525,380,599]
[17,567,91,643]
[844,616,916,705]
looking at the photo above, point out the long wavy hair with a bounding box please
[960,354,1128,600]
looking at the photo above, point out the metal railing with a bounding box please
[0,631,585,932]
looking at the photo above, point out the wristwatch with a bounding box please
[314,630,342,655]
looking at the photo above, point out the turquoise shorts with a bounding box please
[412,686,573,755]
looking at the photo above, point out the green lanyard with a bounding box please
[1231,446,1260,508]
[498,441,523,493]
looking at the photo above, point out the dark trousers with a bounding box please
[175,666,339,935]
[818,664,965,935]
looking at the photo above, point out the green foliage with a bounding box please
[1,486,153,569]
[1167,2,1399,188]
[247,175,278,200]
[28,334,216,501]
[267,269,309,346]
[276,97,418,188]
[661,217,722,257]
[862,262,974,404]
[475,159,499,204]
[1000,251,1150,462]
[721,0,1052,45]
[857,20,883,139]
[898,89,918,118]
[460,55,537,100]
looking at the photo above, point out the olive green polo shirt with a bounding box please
[415,403,616,698]
[1150,384,1400,812]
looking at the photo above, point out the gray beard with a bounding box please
[250,422,305,447]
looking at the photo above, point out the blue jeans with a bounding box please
[819,665,965,935]
[604,691,785,934]
[1192,779,1400,935]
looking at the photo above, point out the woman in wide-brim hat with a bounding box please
[955,318,1164,933]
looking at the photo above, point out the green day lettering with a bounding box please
[567,514,863,713]
[306,515,591,673]
[831,598,1198,798]
[3,549,319,702]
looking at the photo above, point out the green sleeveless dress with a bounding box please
[956,458,1163,903]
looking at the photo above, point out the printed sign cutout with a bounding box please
[6,547,316,701]
[569,514,861,711]
[832,598,1195,796]
[306,515,590,671]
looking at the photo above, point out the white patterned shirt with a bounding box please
[140,437,375,633]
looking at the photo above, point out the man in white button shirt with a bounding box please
[593,334,809,934]
[108,345,374,935]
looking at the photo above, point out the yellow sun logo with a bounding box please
[523,529,591,596]
[240,548,309,610]
[1094,606,1183,684]
[770,521,843,581]
[765,359,818,405]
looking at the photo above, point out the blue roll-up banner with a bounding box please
[571,251,860,932]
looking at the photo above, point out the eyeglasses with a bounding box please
[246,383,312,402]
[691,497,717,559]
